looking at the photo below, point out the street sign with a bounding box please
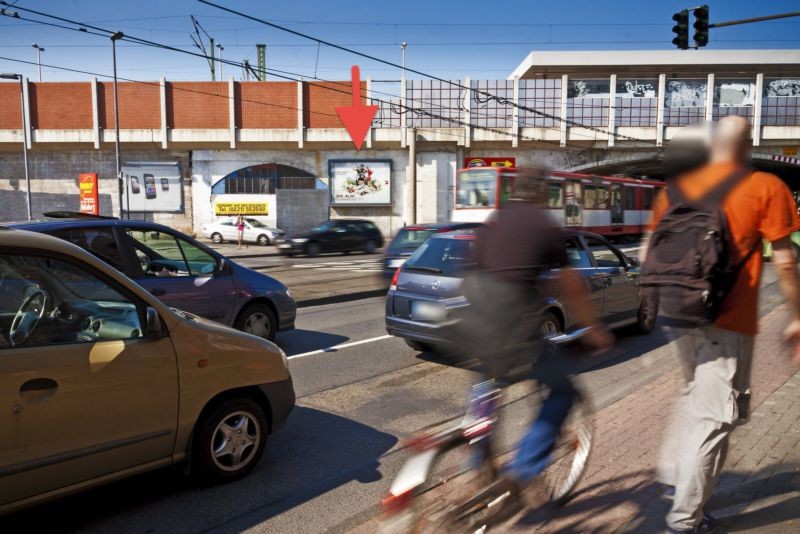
[463,157,516,168]
[78,173,99,215]
[336,65,378,151]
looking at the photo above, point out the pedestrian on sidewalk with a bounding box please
[645,116,800,533]
[237,214,245,249]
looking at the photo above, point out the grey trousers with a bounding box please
[658,325,755,531]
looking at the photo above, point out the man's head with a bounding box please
[509,165,550,205]
[710,116,750,165]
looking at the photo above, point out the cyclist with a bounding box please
[458,166,612,511]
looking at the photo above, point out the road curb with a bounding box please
[297,288,386,308]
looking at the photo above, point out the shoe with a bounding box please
[666,513,717,533]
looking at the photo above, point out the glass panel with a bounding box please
[176,238,217,276]
[126,230,190,277]
[624,187,637,210]
[565,238,591,268]
[0,254,143,348]
[585,237,623,268]
[404,238,475,277]
[49,227,124,271]
[547,183,563,208]
[456,169,497,208]
[584,185,609,209]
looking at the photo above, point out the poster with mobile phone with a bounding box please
[122,162,182,213]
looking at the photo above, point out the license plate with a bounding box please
[411,300,446,322]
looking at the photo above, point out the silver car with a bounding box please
[385,230,657,352]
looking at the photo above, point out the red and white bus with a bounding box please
[453,166,664,238]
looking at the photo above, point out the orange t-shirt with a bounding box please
[650,162,800,335]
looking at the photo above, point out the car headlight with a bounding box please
[292,238,308,243]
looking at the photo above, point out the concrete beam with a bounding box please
[297,81,304,149]
[656,74,666,147]
[229,78,236,149]
[512,76,520,148]
[366,76,373,149]
[560,74,568,147]
[160,77,168,149]
[463,77,471,148]
[705,73,715,123]
[608,74,616,147]
[90,77,100,149]
[753,73,763,147]
[400,78,407,148]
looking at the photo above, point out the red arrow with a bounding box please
[336,65,378,151]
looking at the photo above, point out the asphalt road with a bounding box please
[0,265,783,533]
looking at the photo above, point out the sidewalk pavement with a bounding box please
[361,304,800,533]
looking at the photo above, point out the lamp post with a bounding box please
[32,44,45,82]
[110,31,124,219]
[0,73,32,220]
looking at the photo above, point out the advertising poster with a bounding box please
[329,160,392,206]
[463,157,516,168]
[78,173,99,215]
[213,196,270,216]
[122,162,182,213]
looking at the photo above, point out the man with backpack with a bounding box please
[644,116,800,533]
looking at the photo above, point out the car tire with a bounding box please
[538,311,562,337]
[405,339,435,352]
[364,240,377,254]
[211,232,223,244]
[235,303,278,341]
[193,397,268,483]
[636,287,659,334]
[305,242,321,257]
[257,234,270,246]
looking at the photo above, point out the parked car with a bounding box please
[276,219,384,257]
[0,228,294,514]
[381,222,483,280]
[201,217,285,246]
[9,215,295,341]
[385,230,657,352]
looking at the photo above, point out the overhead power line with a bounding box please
[0,2,647,146]
[197,0,653,144]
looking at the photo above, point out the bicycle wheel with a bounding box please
[538,396,594,506]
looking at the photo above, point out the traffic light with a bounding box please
[693,5,710,47]
[672,10,689,49]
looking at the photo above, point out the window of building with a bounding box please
[211,163,317,195]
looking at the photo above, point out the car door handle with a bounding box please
[150,288,167,296]
[20,377,58,393]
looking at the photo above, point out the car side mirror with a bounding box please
[146,306,166,337]
[627,256,641,268]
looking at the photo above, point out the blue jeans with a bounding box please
[509,345,579,482]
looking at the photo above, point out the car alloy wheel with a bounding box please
[211,232,223,244]
[540,319,560,337]
[306,242,321,257]
[244,311,272,338]
[210,411,261,472]
[257,234,270,246]
[364,240,377,254]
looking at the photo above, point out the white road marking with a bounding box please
[288,334,393,360]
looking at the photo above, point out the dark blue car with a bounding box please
[9,214,296,341]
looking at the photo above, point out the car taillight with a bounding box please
[381,489,413,515]
[390,267,401,291]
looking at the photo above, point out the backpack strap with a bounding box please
[723,237,762,295]
[700,167,752,207]
[665,178,685,205]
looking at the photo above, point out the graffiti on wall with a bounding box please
[568,79,658,99]
[665,80,707,108]
[766,79,800,97]
[716,81,756,107]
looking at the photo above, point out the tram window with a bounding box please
[624,187,636,210]
[584,185,609,209]
[547,183,563,208]
[642,188,655,210]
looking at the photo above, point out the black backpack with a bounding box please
[641,168,759,327]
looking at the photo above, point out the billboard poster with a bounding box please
[214,197,269,216]
[463,157,516,168]
[122,162,182,213]
[78,173,99,215]
[329,159,392,206]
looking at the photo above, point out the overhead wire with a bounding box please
[0,3,641,146]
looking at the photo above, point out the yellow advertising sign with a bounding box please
[214,202,268,216]
[783,146,798,156]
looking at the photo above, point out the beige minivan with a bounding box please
[0,229,295,514]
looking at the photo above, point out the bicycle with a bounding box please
[380,328,594,533]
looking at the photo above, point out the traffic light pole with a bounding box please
[709,11,800,28]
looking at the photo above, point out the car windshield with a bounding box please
[310,221,336,232]
[403,237,475,277]
[246,218,267,228]
[390,228,438,250]
[456,169,497,208]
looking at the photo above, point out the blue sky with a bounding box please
[0,0,798,83]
